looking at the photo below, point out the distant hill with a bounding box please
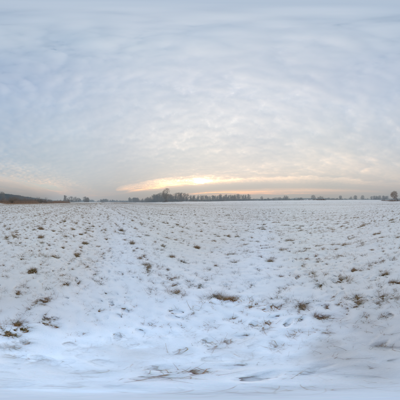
[0,192,40,201]
[0,192,67,204]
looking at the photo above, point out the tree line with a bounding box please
[142,188,251,202]
[63,196,91,202]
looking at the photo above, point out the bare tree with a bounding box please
[390,191,398,201]
[162,188,170,202]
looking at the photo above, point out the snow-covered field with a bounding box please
[1,201,400,399]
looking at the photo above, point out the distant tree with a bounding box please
[391,191,398,200]
[82,196,90,202]
[283,195,289,200]
[162,188,170,202]
[260,196,263,200]
[361,195,365,200]
[311,195,316,200]
[339,195,342,200]
[354,195,358,200]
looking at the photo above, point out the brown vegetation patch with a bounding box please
[3,331,18,337]
[296,302,309,311]
[337,274,351,283]
[143,263,152,273]
[27,268,38,274]
[210,293,239,302]
[42,316,59,328]
[313,312,331,320]
[34,297,51,305]
[188,368,209,375]
[352,294,365,307]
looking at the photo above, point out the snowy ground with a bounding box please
[1,201,400,399]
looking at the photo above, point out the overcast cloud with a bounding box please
[1,0,400,199]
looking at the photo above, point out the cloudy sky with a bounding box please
[1,0,400,200]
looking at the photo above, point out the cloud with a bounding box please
[1,0,400,199]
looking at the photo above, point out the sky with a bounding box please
[1,0,400,200]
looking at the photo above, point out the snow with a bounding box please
[1,201,400,399]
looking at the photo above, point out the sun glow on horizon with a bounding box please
[117,175,369,194]
[117,176,241,192]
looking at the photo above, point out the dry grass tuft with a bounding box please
[188,368,209,375]
[42,316,59,328]
[38,235,45,239]
[143,263,152,273]
[3,331,18,337]
[210,293,239,302]
[352,294,365,307]
[38,227,44,230]
[82,241,89,245]
[74,252,81,258]
[27,268,38,274]
[267,257,275,262]
[313,312,331,320]
[296,302,309,311]
[380,271,390,277]
[389,279,400,285]
[129,240,135,245]
[34,297,51,305]
[193,245,201,249]
[337,274,352,283]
